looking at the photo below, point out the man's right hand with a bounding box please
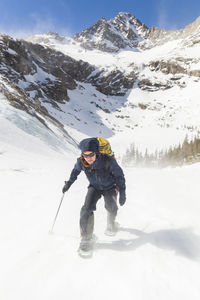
[62,181,71,193]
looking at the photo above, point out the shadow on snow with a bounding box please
[95,227,200,261]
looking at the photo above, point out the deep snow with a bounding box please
[1,105,200,300]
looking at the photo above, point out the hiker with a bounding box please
[62,137,126,252]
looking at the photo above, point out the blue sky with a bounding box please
[0,0,200,37]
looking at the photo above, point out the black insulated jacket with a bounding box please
[68,154,126,197]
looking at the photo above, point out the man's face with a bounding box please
[83,151,96,165]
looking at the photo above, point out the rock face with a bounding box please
[0,33,137,104]
[138,78,172,91]
[145,15,200,48]
[0,35,93,138]
[149,60,187,75]
[0,35,96,102]
[88,69,136,96]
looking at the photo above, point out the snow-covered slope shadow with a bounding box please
[55,84,131,138]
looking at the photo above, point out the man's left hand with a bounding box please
[119,195,126,206]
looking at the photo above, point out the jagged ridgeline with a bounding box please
[122,135,200,168]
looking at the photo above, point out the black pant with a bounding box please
[80,186,118,237]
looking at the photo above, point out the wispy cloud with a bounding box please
[156,0,179,30]
[0,13,71,38]
[157,8,168,29]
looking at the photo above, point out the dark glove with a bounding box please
[119,193,126,206]
[62,181,71,193]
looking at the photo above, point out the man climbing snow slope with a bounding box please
[62,137,126,254]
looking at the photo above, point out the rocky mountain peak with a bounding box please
[73,12,150,52]
[111,12,150,38]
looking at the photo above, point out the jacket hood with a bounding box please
[79,138,99,153]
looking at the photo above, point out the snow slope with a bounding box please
[1,99,200,300]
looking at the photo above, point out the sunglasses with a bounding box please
[83,152,96,158]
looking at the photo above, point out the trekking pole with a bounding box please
[49,193,65,234]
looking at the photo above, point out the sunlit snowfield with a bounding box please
[1,112,200,300]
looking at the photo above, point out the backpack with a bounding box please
[97,137,113,156]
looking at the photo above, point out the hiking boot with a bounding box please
[79,237,92,251]
[105,213,118,236]
[79,234,97,252]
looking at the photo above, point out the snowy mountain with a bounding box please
[1,11,200,152]
[73,12,150,52]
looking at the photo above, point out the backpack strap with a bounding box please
[104,155,110,171]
